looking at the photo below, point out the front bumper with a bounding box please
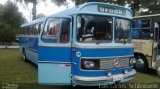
[73,69,136,82]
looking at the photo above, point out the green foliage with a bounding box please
[139,0,160,15]
[0,1,25,45]
[51,0,67,6]
[15,0,38,20]
[0,1,26,30]
[0,23,16,45]
[74,0,126,6]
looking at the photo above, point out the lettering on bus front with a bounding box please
[98,6,126,15]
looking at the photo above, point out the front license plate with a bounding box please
[113,74,124,81]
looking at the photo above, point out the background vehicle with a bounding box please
[132,14,160,72]
[19,2,136,86]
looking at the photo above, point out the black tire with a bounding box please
[155,59,160,78]
[134,54,148,72]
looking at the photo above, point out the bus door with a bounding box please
[153,22,159,62]
[38,17,72,85]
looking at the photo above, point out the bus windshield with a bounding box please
[76,15,112,43]
[115,18,132,43]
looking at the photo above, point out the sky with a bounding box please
[0,0,75,21]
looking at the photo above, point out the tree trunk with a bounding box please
[32,0,37,20]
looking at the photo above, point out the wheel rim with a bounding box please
[136,58,145,68]
[157,66,160,77]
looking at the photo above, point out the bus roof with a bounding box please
[133,14,160,19]
[21,2,132,27]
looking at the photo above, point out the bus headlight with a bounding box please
[129,57,136,66]
[84,60,95,69]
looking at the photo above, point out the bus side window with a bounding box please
[30,25,34,35]
[38,23,41,35]
[27,26,32,35]
[132,29,140,38]
[42,18,61,43]
[60,19,70,43]
[26,26,30,35]
[33,24,39,35]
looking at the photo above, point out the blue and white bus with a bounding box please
[19,2,136,86]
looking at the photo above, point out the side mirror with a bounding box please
[77,16,81,28]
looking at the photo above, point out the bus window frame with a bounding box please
[154,22,159,42]
[132,18,152,39]
[115,17,133,43]
[75,14,113,44]
[41,17,72,44]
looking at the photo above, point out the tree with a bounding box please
[0,23,16,48]
[74,0,127,6]
[15,0,37,20]
[0,1,26,30]
[16,0,67,20]
[138,0,160,15]
[15,0,73,20]
[37,13,45,19]
[15,0,160,19]
[0,1,26,46]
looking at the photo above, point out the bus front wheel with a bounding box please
[156,59,160,77]
[134,54,148,72]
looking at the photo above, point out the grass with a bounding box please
[0,49,37,83]
[0,48,160,89]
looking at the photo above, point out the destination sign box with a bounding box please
[98,6,126,15]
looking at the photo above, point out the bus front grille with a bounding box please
[81,57,130,70]
[99,58,130,70]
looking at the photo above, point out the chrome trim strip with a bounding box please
[81,55,133,59]
[39,43,71,47]
[73,69,136,82]
[38,61,71,64]
[19,35,39,38]
[26,47,38,53]
[72,45,134,49]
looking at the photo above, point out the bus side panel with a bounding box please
[38,46,71,85]
[19,37,38,64]
[133,39,153,56]
[25,48,38,64]
[38,63,71,85]
[132,39,153,67]
[26,37,38,64]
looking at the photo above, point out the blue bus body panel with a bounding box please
[38,63,71,85]
[72,48,134,76]
[19,36,38,64]
[38,46,71,85]
[39,46,71,62]
[75,48,133,57]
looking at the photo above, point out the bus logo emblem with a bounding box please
[113,58,120,68]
